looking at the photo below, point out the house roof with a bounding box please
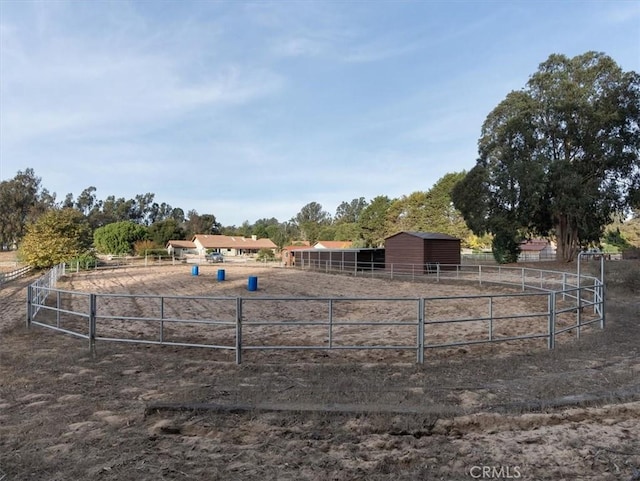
[313,240,353,249]
[282,245,312,251]
[520,239,552,252]
[192,234,277,249]
[166,240,196,249]
[385,231,460,241]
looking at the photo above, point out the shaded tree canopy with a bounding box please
[334,198,368,224]
[294,202,331,243]
[184,210,222,238]
[359,195,393,247]
[93,221,148,255]
[19,208,92,268]
[0,168,52,249]
[453,52,640,262]
[384,173,473,245]
[148,218,185,247]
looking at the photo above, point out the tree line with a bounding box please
[1,168,482,264]
[2,51,638,267]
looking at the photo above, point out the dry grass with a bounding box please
[0,251,20,272]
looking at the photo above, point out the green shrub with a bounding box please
[133,240,167,257]
[68,252,100,270]
[491,231,521,264]
[94,221,148,255]
[256,248,276,262]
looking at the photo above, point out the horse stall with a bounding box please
[293,248,385,272]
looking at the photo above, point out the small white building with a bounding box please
[166,240,198,257]
[168,235,277,258]
[518,239,556,261]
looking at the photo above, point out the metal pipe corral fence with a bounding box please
[26,262,604,365]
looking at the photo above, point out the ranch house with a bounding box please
[191,234,277,257]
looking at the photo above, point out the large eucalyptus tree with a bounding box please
[453,52,640,262]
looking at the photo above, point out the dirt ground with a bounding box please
[0,259,639,480]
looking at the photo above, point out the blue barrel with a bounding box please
[217,269,225,281]
[191,265,199,276]
[247,276,258,291]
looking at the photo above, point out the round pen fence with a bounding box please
[26,261,605,364]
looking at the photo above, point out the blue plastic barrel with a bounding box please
[191,265,199,276]
[247,276,258,291]
[217,269,225,281]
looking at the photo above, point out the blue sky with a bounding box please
[1,0,639,227]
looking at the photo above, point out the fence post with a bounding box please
[576,284,582,340]
[26,284,33,328]
[488,297,493,342]
[160,296,165,343]
[599,256,605,329]
[89,293,97,353]
[548,291,556,349]
[235,297,243,365]
[328,299,334,349]
[56,290,61,328]
[600,281,606,329]
[417,298,425,364]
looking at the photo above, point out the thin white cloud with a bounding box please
[3,37,282,142]
[1,2,283,148]
[602,2,640,23]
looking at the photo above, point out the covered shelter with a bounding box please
[384,231,461,273]
[294,247,385,271]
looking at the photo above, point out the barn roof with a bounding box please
[282,245,312,252]
[520,239,553,252]
[386,231,460,241]
[314,240,353,249]
[166,240,196,248]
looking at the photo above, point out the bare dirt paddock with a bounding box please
[48,265,578,360]
[1,262,639,480]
